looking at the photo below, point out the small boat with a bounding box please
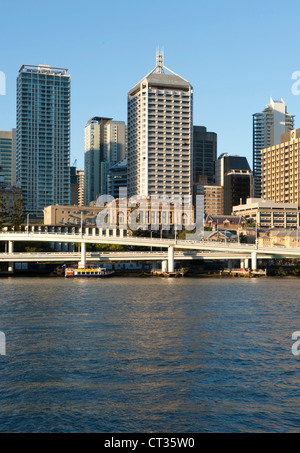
[65,264,114,278]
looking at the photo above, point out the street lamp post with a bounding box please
[255,221,258,249]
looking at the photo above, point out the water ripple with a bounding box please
[0,277,300,432]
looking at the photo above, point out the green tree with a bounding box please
[10,198,25,231]
[0,196,8,230]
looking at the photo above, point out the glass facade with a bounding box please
[0,129,15,185]
[16,65,71,216]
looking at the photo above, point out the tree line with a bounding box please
[0,197,25,230]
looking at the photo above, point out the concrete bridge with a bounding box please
[0,226,299,273]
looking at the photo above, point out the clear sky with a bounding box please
[1,0,300,170]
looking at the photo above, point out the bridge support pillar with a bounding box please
[168,246,174,273]
[251,252,257,271]
[8,241,14,273]
[162,260,168,273]
[79,242,86,268]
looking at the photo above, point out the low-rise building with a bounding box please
[258,229,300,247]
[44,205,104,226]
[232,198,300,229]
[204,214,246,231]
[44,198,195,233]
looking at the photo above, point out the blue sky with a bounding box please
[1,0,300,170]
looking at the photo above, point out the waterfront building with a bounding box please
[44,198,194,233]
[215,153,253,215]
[16,65,71,217]
[258,229,300,248]
[232,198,300,229]
[204,214,246,231]
[253,98,295,198]
[84,117,126,205]
[107,158,127,199]
[127,50,193,198]
[44,205,104,226]
[0,129,16,186]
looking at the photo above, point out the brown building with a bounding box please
[204,214,246,231]
[193,180,224,215]
[44,198,195,233]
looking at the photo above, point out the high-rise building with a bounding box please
[193,126,217,185]
[0,129,16,186]
[84,117,126,205]
[253,98,295,198]
[261,128,300,204]
[127,50,193,198]
[215,153,253,214]
[70,164,84,206]
[16,65,71,216]
[107,157,127,199]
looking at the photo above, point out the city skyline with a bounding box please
[1,0,300,171]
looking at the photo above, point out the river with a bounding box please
[0,276,300,432]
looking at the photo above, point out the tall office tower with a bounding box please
[215,153,253,215]
[70,163,84,206]
[253,98,295,198]
[76,169,85,206]
[261,128,300,204]
[16,65,71,216]
[0,129,16,186]
[107,157,127,198]
[84,117,126,205]
[127,50,193,198]
[193,126,217,184]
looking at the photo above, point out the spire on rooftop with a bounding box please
[156,48,164,74]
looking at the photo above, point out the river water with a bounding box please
[0,276,300,433]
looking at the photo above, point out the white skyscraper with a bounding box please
[127,50,193,198]
[253,98,295,198]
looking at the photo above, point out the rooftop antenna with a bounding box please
[156,47,164,74]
